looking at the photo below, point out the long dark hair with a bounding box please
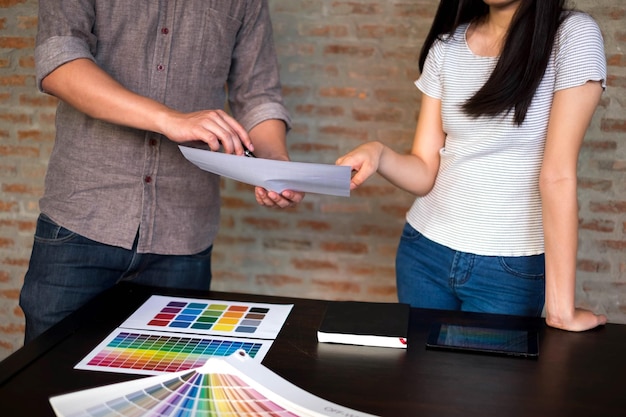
[419,0,568,125]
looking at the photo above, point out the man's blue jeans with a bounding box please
[19,214,212,343]
[395,223,545,317]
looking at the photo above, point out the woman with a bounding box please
[336,0,607,331]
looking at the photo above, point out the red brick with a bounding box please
[19,94,58,107]
[263,238,311,250]
[577,259,611,273]
[242,217,284,230]
[330,2,382,15]
[320,241,368,254]
[0,201,18,212]
[598,240,626,251]
[221,196,255,209]
[292,258,338,271]
[0,36,34,49]
[0,145,39,157]
[601,118,626,132]
[579,219,615,233]
[0,289,19,300]
[0,323,24,335]
[323,44,376,58]
[319,87,366,99]
[255,274,303,286]
[1,182,43,196]
[17,16,37,30]
[295,104,345,116]
[312,278,361,294]
[296,220,332,232]
[581,140,617,151]
[0,0,28,7]
[352,107,404,123]
[357,24,411,39]
[300,24,349,37]
[318,125,369,141]
[589,201,626,213]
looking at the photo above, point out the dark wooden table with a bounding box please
[0,282,624,417]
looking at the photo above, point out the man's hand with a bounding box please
[159,109,253,155]
[254,188,305,209]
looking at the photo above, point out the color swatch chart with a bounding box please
[54,368,299,417]
[75,329,272,376]
[53,353,377,417]
[75,295,292,375]
[120,295,293,340]
[148,301,270,334]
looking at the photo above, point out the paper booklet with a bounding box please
[317,301,410,349]
[50,350,378,417]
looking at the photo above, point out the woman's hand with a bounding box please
[336,141,385,190]
[545,308,607,332]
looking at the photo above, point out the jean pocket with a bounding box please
[400,223,423,242]
[34,214,77,243]
[498,254,545,281]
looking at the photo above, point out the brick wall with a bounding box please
[0,0,624,360]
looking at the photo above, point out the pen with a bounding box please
[244,147,256,158]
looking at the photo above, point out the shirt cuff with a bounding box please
[238,102,292,133]
[35,36,95,92]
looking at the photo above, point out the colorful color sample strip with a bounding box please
[120,295,293,340]
[75,329,273,376]
[53,352,377,417]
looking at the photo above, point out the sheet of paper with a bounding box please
[74,329,274,375]
[74,295,293,375]
[120,295,293,340]
[179,145,352,197]
[55,351,379,417]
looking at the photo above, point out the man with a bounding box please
[20,0,304,343]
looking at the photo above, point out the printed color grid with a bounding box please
[148,301,270,334]
[85,332,263,374]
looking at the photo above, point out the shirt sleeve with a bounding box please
[34,0,97,92]
[227,0,291,131]
[554,12,607,92]
[414,36,446,99]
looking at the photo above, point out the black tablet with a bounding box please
[426,322,539,358]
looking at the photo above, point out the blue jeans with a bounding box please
[19,214,213,343]
[395,223,545,317]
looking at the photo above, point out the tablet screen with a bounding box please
[426,323,539,358]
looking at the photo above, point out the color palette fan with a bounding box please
[52,351,378,417]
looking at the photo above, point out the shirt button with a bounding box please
[161,27,169,35]
[157,64,164,71]
[145,176,152,183]
[149,139,157,146]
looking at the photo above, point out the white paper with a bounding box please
[75,329,274,375]
[74,296,293,375]
[53,351,379,417]
[179,145,352,197]
[120,295,293,340]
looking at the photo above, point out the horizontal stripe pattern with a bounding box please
[407,12,606,256]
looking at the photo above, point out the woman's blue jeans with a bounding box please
[395,223,545,317]
[19,214,213,343]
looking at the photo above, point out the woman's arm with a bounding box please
[41,58,253,154]
[541,80,607,331]
[336,94,446,195]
